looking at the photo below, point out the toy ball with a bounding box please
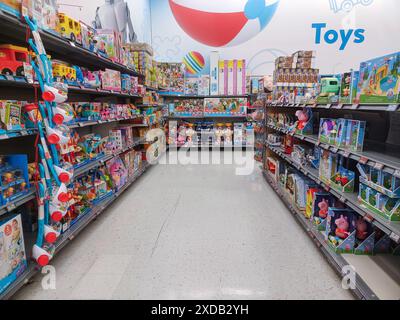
[169,0,280,47]
[183,51,205,74]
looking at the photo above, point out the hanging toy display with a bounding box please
[24,16,74,267]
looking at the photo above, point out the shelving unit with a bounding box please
[0,8,165,300]
[0,162,151,300]
[263,98,400,299]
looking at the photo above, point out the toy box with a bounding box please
[294,175,317,211]
[0,100,24,131]
[325,208,356,254]
[311,192,335,231]
[335,118,348,148]
[41,0,58,32]
[203,98,247,116]
[317,75,341,104]
[198,75,210,96]
[95,29,122,63]
[0,214,27,294]
[80,21,96,52]
[358,164,400,198]
[21,0,42,28]
[318,118,338,145]
[184,77,199,96]
[209,51,219,96]
[319,150,338,184]
[100,69,121,92]
[345,120,366,152]
[218,60,228,95]
[339,71,359,104]
[353,217,375,255]
[330,166,355,193]
[106,156,128,191]
[157,63,185,94]
[357,52,400,104]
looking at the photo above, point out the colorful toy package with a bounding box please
[325,208,356,254]
[0,0,21,17]
[357,52,400,104]
[0,214,27,294]
[204,98,247,116]
[169,99,203,117]
[106,156,128,191]
[339,71,359,104]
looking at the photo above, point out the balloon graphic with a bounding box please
[183,51,205,74]
[169,0,280,47]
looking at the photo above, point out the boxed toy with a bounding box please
[100,69,122,92]
[357,52,400,104]
[21,1,42,28]
[157,62,185,94]
[204,98,247,116]
[353,217,375,255]
[318,118,338,145]
[316,75,341,104]
[209,51,219,96]
[345,120,366,152]
[184,77,199,96]
[41,0,58,32]
[56,13,82,44]
[294,175,317,211]
[198,75,210,96]
[330,165,355,193]
[95,29,123,63]
[0,154,30,206]
[319,150,338,184]
[218,60,227,95]
[0,100,24,131]
[339,71,359,104]
[80,21,96,52]
[106,156,128,191]
[0,214,27,294]
[311,192,335,231]
[325,208,356,254]
[227,60,234,96]
[237,60,246,95]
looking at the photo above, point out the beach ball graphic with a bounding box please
[183,51,205,74]
[169,0,280,47]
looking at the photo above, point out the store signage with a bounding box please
[312,23,365,50]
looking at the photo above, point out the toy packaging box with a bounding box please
[218,60,227,95]
[204,98,247,116]
[353,217,375,255]
[95,29,123,63]
[357,52,400,104]
[325,208,356,254]
[345,120,366,152]
[0,214,27,294]
[100,69,122,92]
[0,154,30,206]
[339,71,359,104]
[319,150,338,185]
[106,156,128,191]
[330,166,355,193]
[311,192,335,231]
[209,51,219,96]
[0,100,24,131]
[198,76,210,96]
[158,63,185,95]
[184,77,199,96]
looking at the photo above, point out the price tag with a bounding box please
[330,147,339,154]
[342,151,351,158]
[20,130,28,136]
[69,41,76,47]
[7,202,16,211]
[337,104,344,109]
[393,169,400,179]
[364,214,374,223]
[325,104,332,109]
[351,103,359,110]
[0,134,9,140]
[374,162,384,171]
[390,232,400,243]
[387,104,398,112]
[359,156,369,165]
[324,185,330,192]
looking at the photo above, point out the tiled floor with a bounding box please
[15,154,353,300]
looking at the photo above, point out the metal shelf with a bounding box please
[0,189,36,217]
[263,170,378,299]
[0,79,142,100]
[267,124,400,175]
[167,115,248,119]
[266,144,400,242]
[267,103,400,112]
[0,10,142,78]
[161,94,250,99]
[0,162,151,300]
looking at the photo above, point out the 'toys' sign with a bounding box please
[169,0,280,47]
[312,23,365,50]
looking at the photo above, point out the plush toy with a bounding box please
[335,215,350,239]
[318,199,329,219]
[295,108,310,130]
[355,217,368,241]
[177,125,187,145]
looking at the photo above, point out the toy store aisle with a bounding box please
[14,159,353,300]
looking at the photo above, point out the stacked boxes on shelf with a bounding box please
[273,50,319,104]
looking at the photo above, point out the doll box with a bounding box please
[357,52,400,104]
[330,166,355,193]
[0,214,27,294]
[311,192,335,231]
[325,208,356,254]
[345,120,366,152]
